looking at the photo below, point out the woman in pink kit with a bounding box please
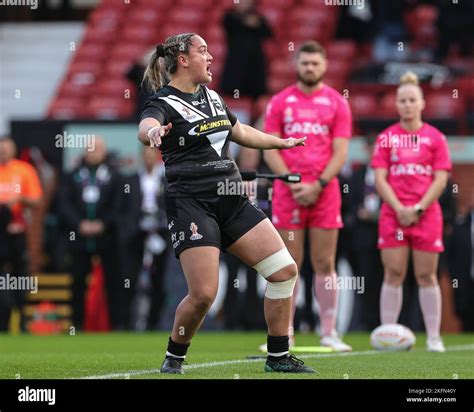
[263,41,353,351]
[371,72,452,352]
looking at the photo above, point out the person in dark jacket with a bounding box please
[119,146,169,330]
[220,0,272,100]
[58,137,122,330]
[448,207,474,331]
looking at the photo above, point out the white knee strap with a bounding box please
[265,276,297,299]
[252,248,297,299]
[252,248,295,279]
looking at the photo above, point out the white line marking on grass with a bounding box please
[75,343,474,379]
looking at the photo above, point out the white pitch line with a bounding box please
[75,343,474,380]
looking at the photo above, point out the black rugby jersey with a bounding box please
[141,85,241,197]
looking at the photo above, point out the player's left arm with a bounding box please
[230,120,306,149]
[417,170,449,211]
[314,95,352,189]
[317,137,350,184]
[416,133,452,212]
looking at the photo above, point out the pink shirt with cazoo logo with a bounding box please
[264,83,352,179]
[371,122,452,205]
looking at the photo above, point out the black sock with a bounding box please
[166,337,190,358]
[267,335,289,361]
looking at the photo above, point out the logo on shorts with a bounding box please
[434,239,442,248]
[189,222,203,240]
[290,209,301,224]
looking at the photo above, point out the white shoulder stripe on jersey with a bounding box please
[166,95,209,118]
[158,96,207,122]
[206,87,227,116]
[203,86,217,117]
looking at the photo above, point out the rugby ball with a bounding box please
[370,323,416,351]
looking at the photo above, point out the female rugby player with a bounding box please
[138,33,315,373]
[371,72,452,352]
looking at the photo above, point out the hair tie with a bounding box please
[156,44,166,57]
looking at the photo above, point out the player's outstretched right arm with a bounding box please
[138,117,172,147]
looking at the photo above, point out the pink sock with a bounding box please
[419,284,442,338]
[380,282,402,324]
[314,273,338,337]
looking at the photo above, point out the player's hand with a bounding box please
[291,182,320,207]
[280,136,306,150]
[148,123,172,148]
[397,207,418,227]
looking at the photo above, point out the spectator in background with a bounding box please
[0,138,42,331]
[347,136,383,330]
[127,48,155,121]
[120,146,169,331]
[434,0,474,62]
[371,0,413,63]
[448,203,474,331]
[220,0,272,100]
[58,137,122,330]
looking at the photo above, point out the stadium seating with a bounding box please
[46,0,470,133]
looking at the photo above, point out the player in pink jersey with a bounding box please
[263,41,352,352]
[371,72,452,352]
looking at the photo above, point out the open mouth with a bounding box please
[206,65,212,76]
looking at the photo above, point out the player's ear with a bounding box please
[420,96,426,111]
[178,54,189,68]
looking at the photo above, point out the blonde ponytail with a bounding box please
[400,71,420,86]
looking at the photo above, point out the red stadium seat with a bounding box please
[456,76,474,99]
[71,42,109,63]
[110,42,151,62]
[424,93,465,119]
[57,81,94,99]
[82,26,117,44]
[95,79,136,99]
[349,93,378,119]
[103,59,135,77]
[121,25,158,43]
[178,0,214,8]
[327,59,352,80]
[327,40,357,61]
[48,98,88,119]
[259,0,294,9]
[128,8,162,25]
[67,61,103,85]
[202,26,225,45]
[269,57,295,79]
[88,8,124,29]
[286,24,330,44]
[260,7,284,28]
[379,93,398,118]
[135,0,174,9]
[168,9,205,26]
[87,97,135,119]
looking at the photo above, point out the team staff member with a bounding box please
[372,72,452,352]
[264,41,352,351]
[139,33,314,374]
[0,138,42,331]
